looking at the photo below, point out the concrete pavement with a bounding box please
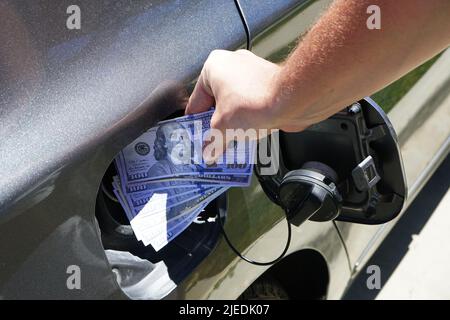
[376,161,450,299]
[344,155,450,299]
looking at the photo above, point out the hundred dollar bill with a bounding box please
[136,187,226,230]
[136,202,208,250]
[131,186,227,234]
[112,183,201,244]
[112,177,193,222]
[125,186,223,220]
[133,187,227,249]
[127,184,216,209]
[131,199,207,243]
[126,172,253,188]
[123,178,219,194]
[114,174,228,249]
[112,176,216,220]
[113,173,228,249]
[115,110,254,185]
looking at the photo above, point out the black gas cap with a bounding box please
[279,162,342,226]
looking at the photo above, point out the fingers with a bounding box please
[186,49,231,115]
[185,68,215,115]
[202,109,244,164]
[202,109,226,163]
[202,135,234,165]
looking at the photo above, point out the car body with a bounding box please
[0,0,448,299]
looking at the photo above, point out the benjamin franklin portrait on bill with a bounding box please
[146,122,202,216]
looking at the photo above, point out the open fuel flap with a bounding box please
[255,98,407,227]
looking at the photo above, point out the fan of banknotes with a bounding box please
[112,109,255,251]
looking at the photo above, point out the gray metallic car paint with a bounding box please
[0,0,352,299]
[0,0,248,299]
[238,0,310,37]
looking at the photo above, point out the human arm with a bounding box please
[185,0,450,133]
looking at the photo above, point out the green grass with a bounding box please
[371,54,441,113]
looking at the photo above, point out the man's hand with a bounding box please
[185,49,281,132]
[186,0,450,162]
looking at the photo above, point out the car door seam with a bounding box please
[332,220,352,273]
[233,0,252,50]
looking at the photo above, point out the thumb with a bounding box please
[185,72,215,115]
[202,110,230,164]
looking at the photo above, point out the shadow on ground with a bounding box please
[343,155,450,300]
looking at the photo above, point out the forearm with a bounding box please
[273,0,450,131]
